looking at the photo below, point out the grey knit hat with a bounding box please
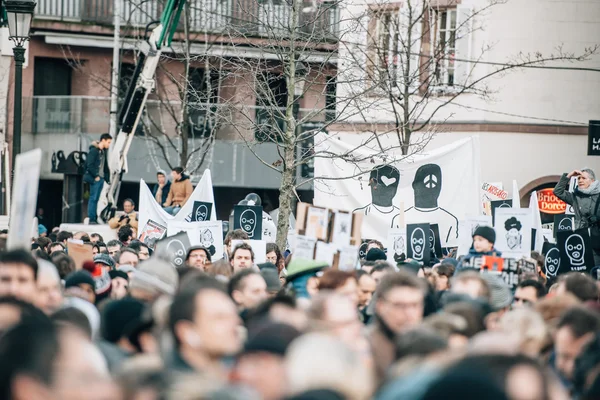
[129,258,178,296]
[480,272,513,311]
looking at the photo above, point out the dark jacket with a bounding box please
[553,173,600,230]
[84,141,110,184]
[152,180,171,205]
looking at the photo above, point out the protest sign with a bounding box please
[407,223,430,265]
[175,169,217,223]
[155,232,191,267]
[233,205,263,240]
[315,241,337,265]
[494,208,533,259]
[138,179,172,238]
[305,206,329,240]
[554,214,573,237]
[293,235,317,260]
[542,242,561,277]
[314,136,480,246]
[429,224,443,259]
[138,219,167,250]
[457,215,492,256]
[557,229,594,274]
[66,239,94,270]
[338,246,359,271]
[231,239,267,264]
[386,228,407,264]
[190,201,212,222]
[166,220,224,261]
[330,211,352,247]
[8,149,42,250]
[490,200,512,226]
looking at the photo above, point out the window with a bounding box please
[33,58,73,133]
[325,75,336,122]
[255,72,287,142]
[433,9,457,86]
[368,9,400,85]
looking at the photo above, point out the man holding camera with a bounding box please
[108,198,139,234]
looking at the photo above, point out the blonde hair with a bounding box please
[498,308,550,357]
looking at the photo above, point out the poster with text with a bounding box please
[338,246,360,271]
[155,232,191,267]
[407,223,430,265]
[315,241,337,265]
[197,221,224,261]
[494,208,533,259]
[233,205,263,240]
[557,229,594,274]
[293,235,317,260]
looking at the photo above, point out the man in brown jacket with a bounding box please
[163,167,193,215]
[108,198,139,233]
[367,271,426,384]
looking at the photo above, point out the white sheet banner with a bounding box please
[175,169,218,222]
[314,136,481,246]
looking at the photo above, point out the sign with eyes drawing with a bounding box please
[407,223,431,266]
[233,205,263,240]
[557,229,594,274]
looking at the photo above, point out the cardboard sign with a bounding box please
[429,224,443,259]
[557,229,594,273]
[494,208,533,260]
[490,200,513,226]
[233,205,263,240]
[305,206,329,240]
[231,239,267,264]
[190,201,213,222]
[386,228,407,264]
[8,149,42,250]
[138,219,167,250]
[155,232,191,267]
[542,242,561,277]
[554,214,574,237]
[407,223,430,265]
[66,240,94,270]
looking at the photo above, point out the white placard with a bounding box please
[8,149,42,250]
[338,245,360,271]
[386,228,407,264]
[231,239,267,264]
[331,211,352,247]
[315,241,337,265]
[494,208,533,259]
[293,235,317,260]
[305,207,329,240]
[167,220,224,261]
[457,215,493,256]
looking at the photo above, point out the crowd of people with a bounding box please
[0,213,598,400]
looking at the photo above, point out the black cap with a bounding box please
[366,248,387,262]
[64,270,95,289]
[185,246,212,263]
[100,298,145,343]
[109,270,129,281]
[472,226,496,245]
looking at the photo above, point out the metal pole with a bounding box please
[108,0,121,138]
[11,46,25,174]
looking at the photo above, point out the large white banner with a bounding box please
[138,169,217,239]
[314,136,481,246]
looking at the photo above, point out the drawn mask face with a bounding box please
[506,228,521,249]
[544,248,560,276]
[200,229,214,247]
[359,243,369,259]
[429,229,436,250]
[369,165,400,207]
[196,205,209,221]
[558,218,573,231]
[411,228,425,260]
[240,209,257,235]
[412,164,442,208]
[167,239,186,266]
[565,234,585,265]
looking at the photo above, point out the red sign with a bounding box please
[537,188,566,214]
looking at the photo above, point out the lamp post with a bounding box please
[5,0,36,171]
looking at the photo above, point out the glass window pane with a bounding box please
[450,10,457,29]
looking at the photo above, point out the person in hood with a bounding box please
[163,167,193,215]
[83,133,112,224]
[459,226,502,268]
[152,169,172,206]
[554,168,600,264]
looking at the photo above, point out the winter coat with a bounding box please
[553,173,600,230]
[164,174,193,207]
[152,180,171,205]
[108,211,139,231]
[367,321,397,385]
[84,141,110,184]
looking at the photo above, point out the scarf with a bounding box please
[578,179,600,195]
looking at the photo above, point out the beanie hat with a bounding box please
[129,258,178,296]
[480,272,513,311]
[38,224,47,236]
[65,270,95,289]
[366,248,387,262]
[186,246,212,263]
[398,260,421,275]
[100,298,146,343]
[109,270,129,281]
[260,266,282,293]
[82,261,111,297]
[94,253,115,269]
[258,262,277,271]
[473,226,496,245]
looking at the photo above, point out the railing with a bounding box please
[34,0,340,41]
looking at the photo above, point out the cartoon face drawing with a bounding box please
[393,236,405,255]
[544,248,560,276]
[167,239,187,266]
[412,164,442,208]
[200,229,214,247]
[498,203,511,209]
[195,204,209,221]
[429,228,436,250]
[504,217,522,250]
[565,234,585,266]
[369,165,400,207]
[410,228,425,260]
[240,209,257,236]
[558,217,573,232]
[359,242,369,259]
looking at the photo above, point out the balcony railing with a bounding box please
[34,0,340,41]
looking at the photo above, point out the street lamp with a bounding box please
[5,0,36,170]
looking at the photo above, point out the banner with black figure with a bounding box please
[233,205,263,240]
[490,200,513,225]
[155,231,191,267]
[554,214,574,238]
[407,223,431,266]
[191,201,212,222]
[557,229,594,273]
[429,224,443,259]
[542,242,562,278]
